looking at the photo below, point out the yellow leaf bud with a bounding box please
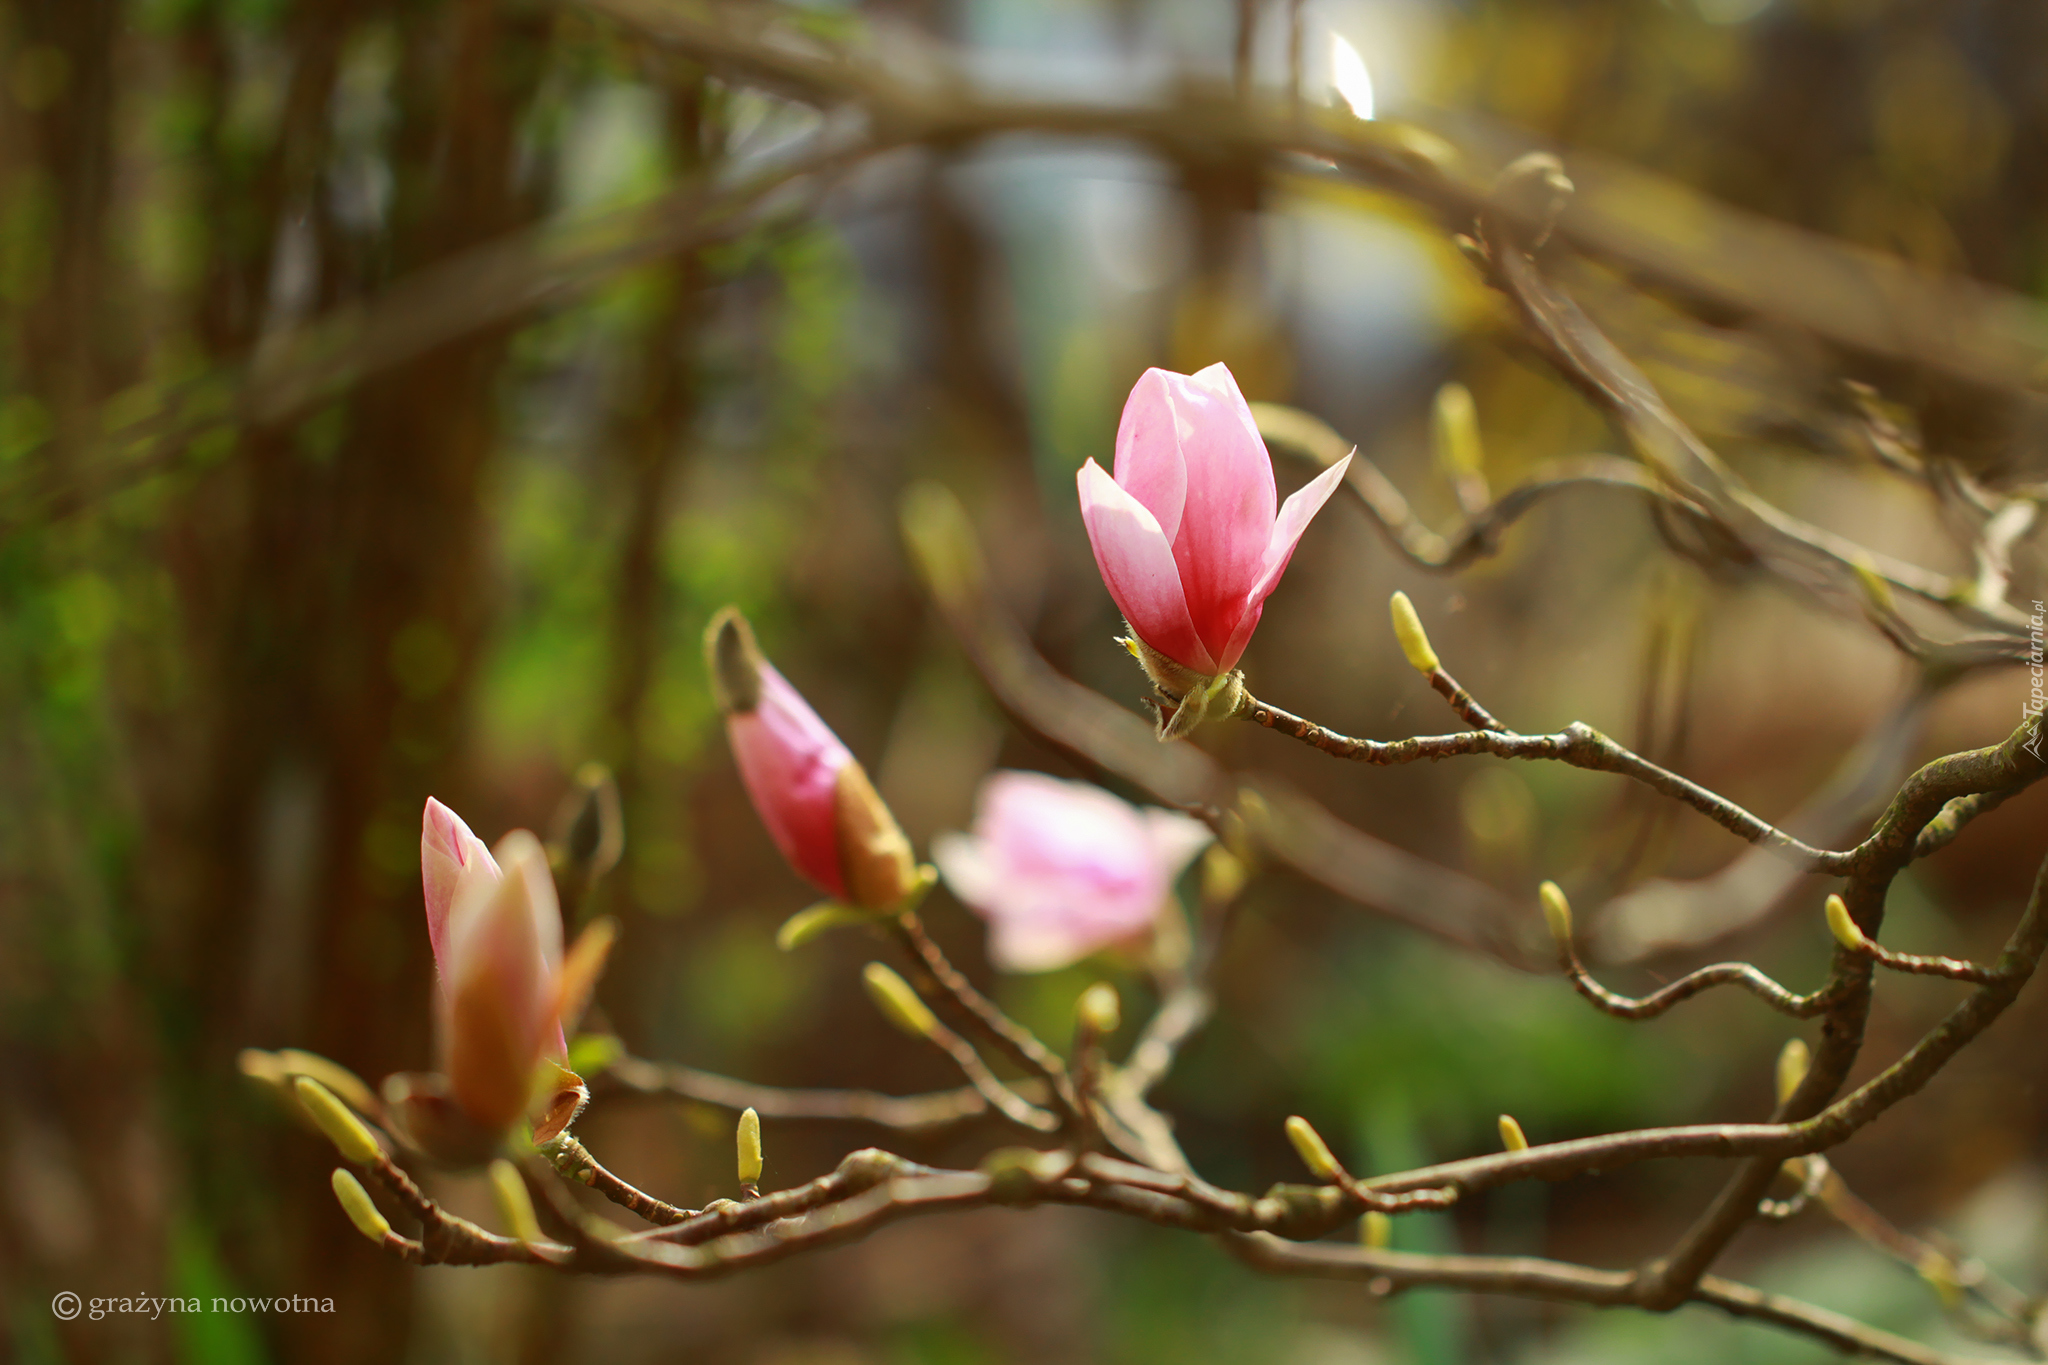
[737,1107,763,1186]
[1824,894,1867,952]
[1077,983,1121,1036]
[330,1169,391,1243]
[862,963,937,1039]
[294,1077,381,1165]
[1388,592,1440,675]
[1538,881,1573,947]
[1285,1115,1344,1181]
[1498,1114,1529,1152]
[488,1159,543,1244]
[1776,1038,1811,1107]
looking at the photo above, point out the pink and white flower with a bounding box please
[933,771,1211,972]
[1077,363,1352,678]
[419,801,574,1133]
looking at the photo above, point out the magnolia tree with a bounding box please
[239,347,2048,1365]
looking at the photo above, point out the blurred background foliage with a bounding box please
[5,0,2047,1361]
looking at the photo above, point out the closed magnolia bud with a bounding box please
[709,607,919,911]
[1389,592,1440,675]
[1077,364,1352,680]
[1498,1114,1529,1152]
[737,1108,763,1186]
[441,831,569,1133]
[331,1169,391,1243]
[1285,1115,1343,1181]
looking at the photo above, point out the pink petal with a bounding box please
[930,831,1001,912]
[1111,369,1189,545]
[1212,600,1264,675]
[1142,808,1213,880]
[421,798,500,987]
[1162,365,1276,661]
[441,831,565,1126]
[987,916,1097,974]
[1246,451,1354,608]
[943,771,1202,974]
[1077,459,1218,675]
[727,662,852,897]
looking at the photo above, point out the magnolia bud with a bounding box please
[1285,1115,1344,1181]
[1824,894,1867,952]
[488,1159,544,1244]
[1077,983,1122,1036]
[1388,592,1440,675]
[737,1107,763,1187]
[710,606,920,910]
[331,1169,391,1243]
[295,1077,382,1165]
[1538,881,1573,947]
[862,963,938,1039]
[552,762,623,883]
[1498,1114,1529,1152]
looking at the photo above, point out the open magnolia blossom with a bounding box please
[408,800,609,1154]
[932,770,1211,972]
[707,607,921,910]
[1077,363,1353,720]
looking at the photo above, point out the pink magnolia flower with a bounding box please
[932,771,1210,972]
[1077,363,1353,678]
[419,801,573,1133]
[707,608,920,909]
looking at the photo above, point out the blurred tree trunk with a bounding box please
[139,0,552,1359]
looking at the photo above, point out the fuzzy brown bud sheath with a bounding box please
[708,607,918,909]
